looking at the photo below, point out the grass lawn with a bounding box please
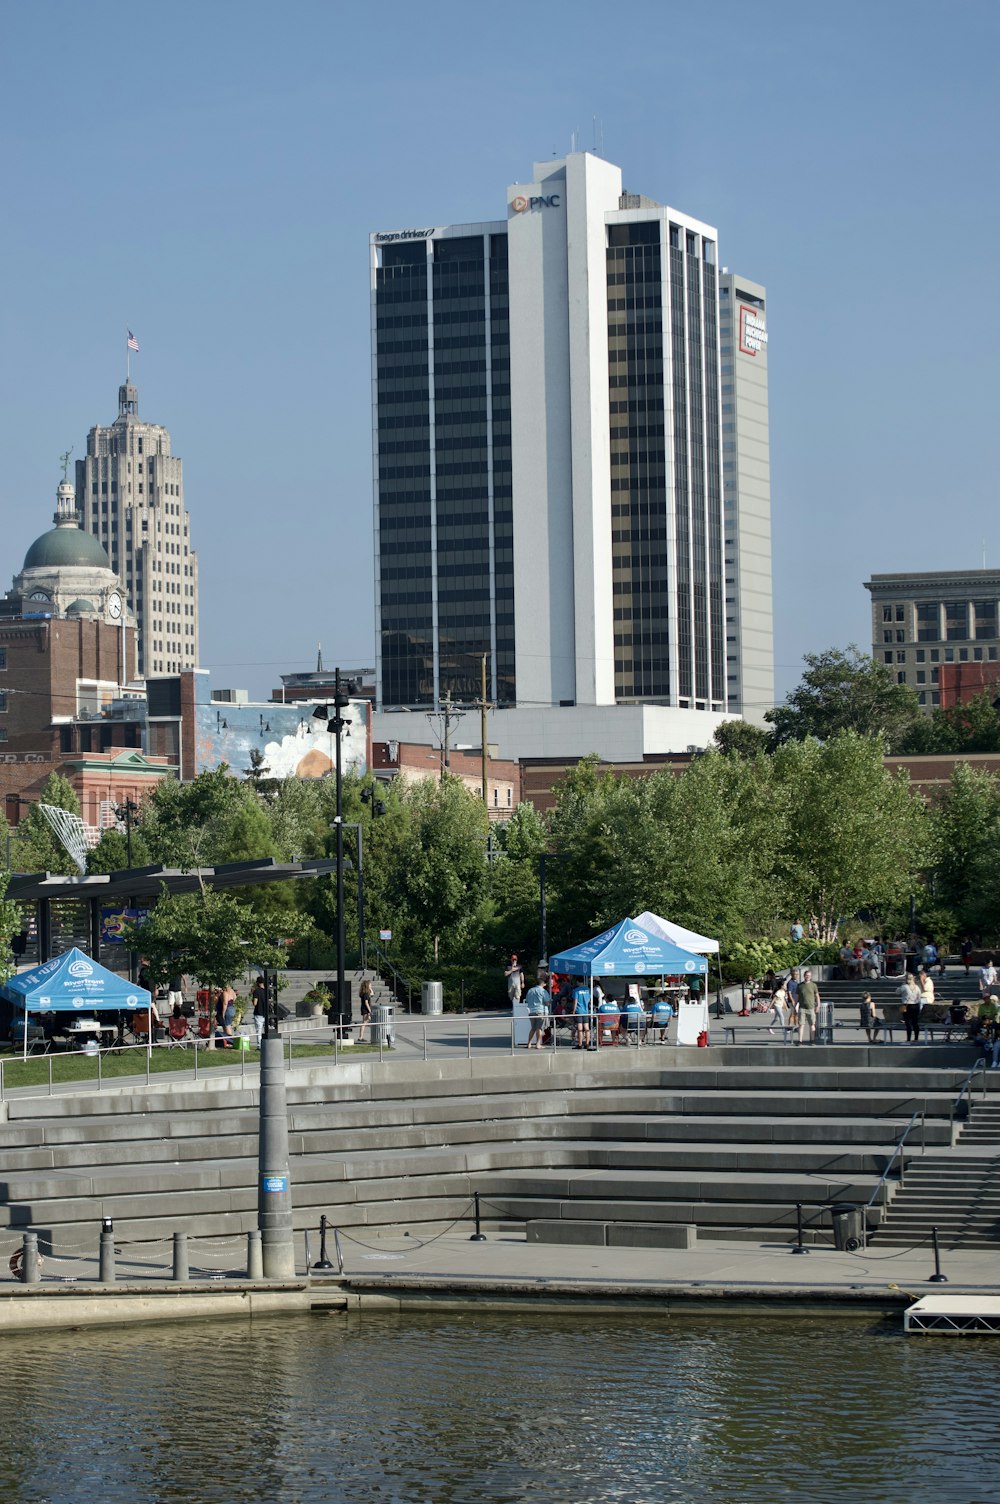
[0,1039,384,1091]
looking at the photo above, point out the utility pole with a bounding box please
[427,695,465,783]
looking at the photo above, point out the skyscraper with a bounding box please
[718,272,774,721]
[372,151,770,733]
[76,382,199,677]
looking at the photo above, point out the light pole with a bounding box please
[114,798,140,982]
[358,782,386,971]
[539,852,569,967]
[314,670,358,1019]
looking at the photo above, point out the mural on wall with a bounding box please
[195,698,369,780]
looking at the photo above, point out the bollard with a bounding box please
[314,1214,334,1271]
[791,1201,809,1254]
[928,1225,949,1283]
[247,1228,264,1280]
[172,1232,189,1282]
[22,1231,40,1285]
[470,1190,487,1242]
[99,1217,116,1284]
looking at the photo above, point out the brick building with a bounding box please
[372,740,520,819]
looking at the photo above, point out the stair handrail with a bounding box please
[368,940,414,1013]
[866,1106,926,1214]
[949,1055,989,1141]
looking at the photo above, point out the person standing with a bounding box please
[505,955,524,1007]
[796,969,820,1044]
[768,981,789,1036]
[980,959,997,998]
[860,992,879,1044]
[898,972,921,1043]
[786,969,801,1029]
[961,937,974,976]
[524,978,551,1049]
[572,977,593,1049]
[251,976,267,1046]
[167,969,185,1013]
[790,919,804,944]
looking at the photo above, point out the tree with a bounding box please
[0,871,24,986]
[897,692,1000,755]
[483,802,549,963]
[771,733,927,940]
[712,720,771,758]
[926,762,1000,939]
[381,776,490,965]
[766,646,920,748]
[121,886,298,990]
[14,773,85,876]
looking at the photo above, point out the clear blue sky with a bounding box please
[2,0,998,706]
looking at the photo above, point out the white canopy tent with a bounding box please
[633,912,720,955]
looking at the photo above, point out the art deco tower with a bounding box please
[76,383,199,677]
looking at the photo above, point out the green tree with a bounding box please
[897,692,1000,755]
[483,802,549,963]
[771,732,927,940]
[381,776,490,965]
[14,773,85,875]
[926,761,1000,938]
[712,720,771,757]
[766,646,920,748]
[0,871,24,985]
[122,886,298,990]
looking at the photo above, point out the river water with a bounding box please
[1,1310,997,1503]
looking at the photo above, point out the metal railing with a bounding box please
[369,941,414,1013]
[949,1055,989,1141]
[865,1105,927,1220]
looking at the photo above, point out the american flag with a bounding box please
[127,330,139,352]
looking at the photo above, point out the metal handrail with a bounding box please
[949,1055,988,1141]
[369,941,414,1013]
[866,1105,926,1214]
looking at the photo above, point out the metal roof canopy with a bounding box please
[7,856,337,904]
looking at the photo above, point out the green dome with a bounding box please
[24,524,110,571]
[66,599,97,615]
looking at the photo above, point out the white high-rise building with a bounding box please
[76,383,199,678]
[718,271,774,721]
[371,152,773,755]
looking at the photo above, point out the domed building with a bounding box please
[2,477,131,625]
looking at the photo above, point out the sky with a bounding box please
[2,0,998,707]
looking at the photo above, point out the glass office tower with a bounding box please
[372,153,760,717]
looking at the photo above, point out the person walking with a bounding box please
[357,975,374,1042]
[768,980,789,1036]
[796,969,820,1043]
[524,978,551,1049]
[786,969,801,1029]
[961,937,974,976]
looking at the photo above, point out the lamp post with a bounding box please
[538,852,569,967]
[313,670,358,1018]
[114,798,140,982]
[358,783,386,971]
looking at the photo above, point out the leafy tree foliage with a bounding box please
[896,692,1000,755]
[14,774,85,876]
[712,720,771,758]
[121,886,299,990]
[0,871,24,985]
[766,646,920,748]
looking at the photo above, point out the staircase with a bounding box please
[0,1054,991,1256]
[869,1078,1000,1249]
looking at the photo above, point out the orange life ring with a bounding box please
[9,1248,43,1280]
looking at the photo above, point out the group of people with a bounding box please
[760,968,823,1043]
[516,969,678,1050]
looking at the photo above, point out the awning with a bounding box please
[548,918,708,978]
[632,910,720,955]
[2,947,152,1013]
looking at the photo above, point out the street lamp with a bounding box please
[114,798,140,982]
[313,670,359,1020]
[358,782,387,968]
[538,851,570,967]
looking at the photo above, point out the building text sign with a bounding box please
[739,305,768,356]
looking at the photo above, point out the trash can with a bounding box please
[371,1003,394,1046]
[831,1204,865,1251]
[816,1000,835,1045]
[421,981,444,1016]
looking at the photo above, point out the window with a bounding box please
[896,671,907,684]
[882,606,892,623]
[0,648,5,670]
[916,671,926,684]
[883,651,892,664]
[0,691,6,712]
[896,651,906,663]
[916,603,939,642]
[895,606,905,622]
[0,729,6,743]
[882,630,892,644]
[916,649,925,663]
[895,630,905,643]
[945,602,968,641]
[930,649,940,662]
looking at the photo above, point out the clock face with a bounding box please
[28,590,50,602]
[107,591,123,620]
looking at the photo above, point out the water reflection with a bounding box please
[0,1311,997,1502]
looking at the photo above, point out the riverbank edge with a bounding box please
[0,1274,944,1334]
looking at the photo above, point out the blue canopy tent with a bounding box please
[2,948,151,1058]
[548,918,708,980]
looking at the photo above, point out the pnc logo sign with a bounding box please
[510,194,561,213]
